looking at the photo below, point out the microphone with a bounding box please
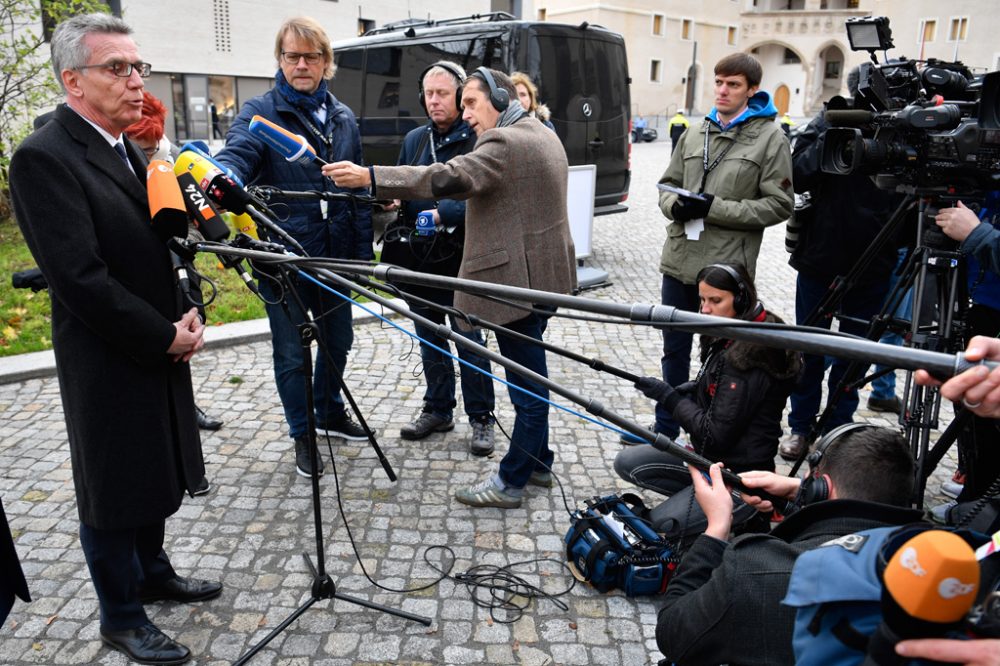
[177,142,245,187]
[146,160,189,241]
[863,530,980,665]
[176,172,231,242]
[174,150,306,255]
[248,115,327,166]
[222,211,259,240]
[173,150,254,213]
[170,250,194,303]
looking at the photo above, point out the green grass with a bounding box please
[0,218,263,357]
[1,217,390,358]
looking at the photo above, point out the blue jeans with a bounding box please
[871,248,914,400]
[788,273,889,435]
[259,276,354,440]
[655,275,700,438]
[495,312,553,490]
[411,303,495,421]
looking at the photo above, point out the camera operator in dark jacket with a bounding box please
[616,263,801,496]
[780,69,904,461]
[656,426,923,666]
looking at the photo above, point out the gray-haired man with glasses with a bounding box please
[10,12,220,665]
[77,60,152,77]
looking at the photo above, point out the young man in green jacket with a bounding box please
[638,53,793,444]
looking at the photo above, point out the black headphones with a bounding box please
[418,61,466,113]
[796,422,875,505]
[471,66,510,112]
[701,263,751,316]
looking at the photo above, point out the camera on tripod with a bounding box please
[820,16,1000,194]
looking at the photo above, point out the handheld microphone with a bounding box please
[175,150,306,255]
[222,211,259,240]
[863,530,980,665]
[146,160,189,241]
[248,115,327,166]
[176,171,230,242]
[170,250,193,302]
[177,142,245,187]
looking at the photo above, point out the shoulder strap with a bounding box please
[409,129,431,166]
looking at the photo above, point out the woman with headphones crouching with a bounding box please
[615,262,802,500]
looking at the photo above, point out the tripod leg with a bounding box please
[333,590,433,626]
[232,596,320,666]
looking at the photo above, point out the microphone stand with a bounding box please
[180,238,430,665]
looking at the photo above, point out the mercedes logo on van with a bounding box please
[582,102,593,118]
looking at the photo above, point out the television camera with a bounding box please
[821,16,1000,194]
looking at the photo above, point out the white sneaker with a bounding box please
[941,480,964,500]
[929,500,957,524]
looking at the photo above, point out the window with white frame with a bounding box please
[949,16,968,42]
[727,25,738,46]
[681,18,693,41]
[651,59,662,83]
[652,13,664,36]
[918,18,937,44]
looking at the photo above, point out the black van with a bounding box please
[331,12,631,213]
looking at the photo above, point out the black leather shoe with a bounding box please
[100,622,191,665]
[138,575,223,604]
[195,405,223,431]
[191,476,212,497]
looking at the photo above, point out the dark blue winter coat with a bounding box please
[380,117,475,301]
[395,117,475,230]
[216,87,373,260]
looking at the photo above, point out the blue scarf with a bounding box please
[275,69,328,114]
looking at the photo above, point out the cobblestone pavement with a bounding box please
[0,138,957,665]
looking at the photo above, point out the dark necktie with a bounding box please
[113,142,136,175]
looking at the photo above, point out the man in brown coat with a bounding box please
[327,67,576,508]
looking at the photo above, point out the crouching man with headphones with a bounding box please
[655,424,923,666]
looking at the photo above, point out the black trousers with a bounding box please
[961,304,1000,500]
[79,520,176,630]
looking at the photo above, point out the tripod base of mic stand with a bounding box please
[233,552,432,665]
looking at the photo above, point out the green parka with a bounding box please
[658,91,793,283]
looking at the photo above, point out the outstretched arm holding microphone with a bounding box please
[916,336,1000,419]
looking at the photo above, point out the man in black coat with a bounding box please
[780,69,905,461]
[10,13,221,665]
[656,426,923,666]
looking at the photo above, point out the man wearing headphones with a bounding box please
[656,425,923,666]
[382,61,496,455]
[326,68,576,509]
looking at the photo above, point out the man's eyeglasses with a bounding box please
[280,51,323,65]
[77,61,152,78]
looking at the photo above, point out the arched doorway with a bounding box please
[773,84,790,115]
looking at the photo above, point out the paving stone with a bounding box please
[0,140,960,665]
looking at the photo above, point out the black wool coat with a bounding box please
[656,500,925,666]
[10,104,204,530]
